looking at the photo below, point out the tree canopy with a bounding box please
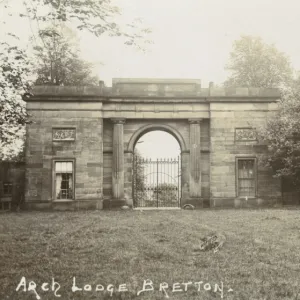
[225,35,300,184]
[0,0,151,160]
[0,41,32,160]
[258,85,300,184]
[224,35,293,88]
[3,0,151,49]
[33,26,99,86]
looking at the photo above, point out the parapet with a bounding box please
[112,78,202,97]
[30,85,104,97]
[26,79,281,100]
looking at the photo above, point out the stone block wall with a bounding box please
[210,102,281,207]
[25,105,103,209]
[23,83,282,210]
[200,120,210,206]
[103,119,113,200]
[0,162,25,209]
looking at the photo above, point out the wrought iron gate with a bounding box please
[133,155,181,208]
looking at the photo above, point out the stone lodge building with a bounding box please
[21,78,281,210]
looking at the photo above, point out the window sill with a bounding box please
[52,199,74,203]
[0,197,12,202]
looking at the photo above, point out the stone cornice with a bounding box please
[25,96,279,103]
[188,118,203,124]
[111,118,126,124]
[24,85,281,103]
[25,96,105,102]
[30,86,104,96]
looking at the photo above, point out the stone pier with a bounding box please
[111,118,125,205]
[188,119,202,204]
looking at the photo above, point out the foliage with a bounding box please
[152,183,178,205]
[224,36,300,184]
[0,0,151,160]
[0,41,32,161]
[224,35,293,88]
[14,0,151,49]
[33,26,99,86]
[133,150,147,205]
[134,151,145,190]
[257,85,300,184]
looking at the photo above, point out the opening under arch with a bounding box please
[132,129,182,208]
[127,123,187,153]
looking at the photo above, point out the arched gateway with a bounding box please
[131,128,182,208]
[24,78,282,210]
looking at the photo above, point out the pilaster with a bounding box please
[188,119,202,198]
[111,118,126,201]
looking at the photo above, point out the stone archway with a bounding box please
[111,118,203,209]
[127,124,186,208]
[127,123,187,153]
[122,123,189,208]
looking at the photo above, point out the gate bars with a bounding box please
[133,155,181,208]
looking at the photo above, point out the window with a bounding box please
[3,182,12,196]
[54,161,74,200]
[236,158,256,197]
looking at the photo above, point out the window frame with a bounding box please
[2,182,13,196]
[235,157,257,198]
[52,158,76,201]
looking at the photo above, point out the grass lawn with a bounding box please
[1,209,300,300]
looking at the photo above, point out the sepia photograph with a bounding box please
[0,0,300,299]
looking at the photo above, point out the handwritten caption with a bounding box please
[16,277,234,299]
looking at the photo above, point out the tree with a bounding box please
[224,36,300,186]
[0,0,151,160]
[224,35,293,88]
[257,85,300,184]
[133,150,147,206]
[0,40,32,161]
[33,26,99,86]
[3,0,151,49]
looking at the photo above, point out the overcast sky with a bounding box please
[83,0,300,86]
[135,131,180,159]
[2,0,300,87]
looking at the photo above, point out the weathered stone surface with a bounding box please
[25,106,103,206]
[209,103,280,205]
[189,119,202,197]
[22,79,281,209]
[111,118,125,200]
